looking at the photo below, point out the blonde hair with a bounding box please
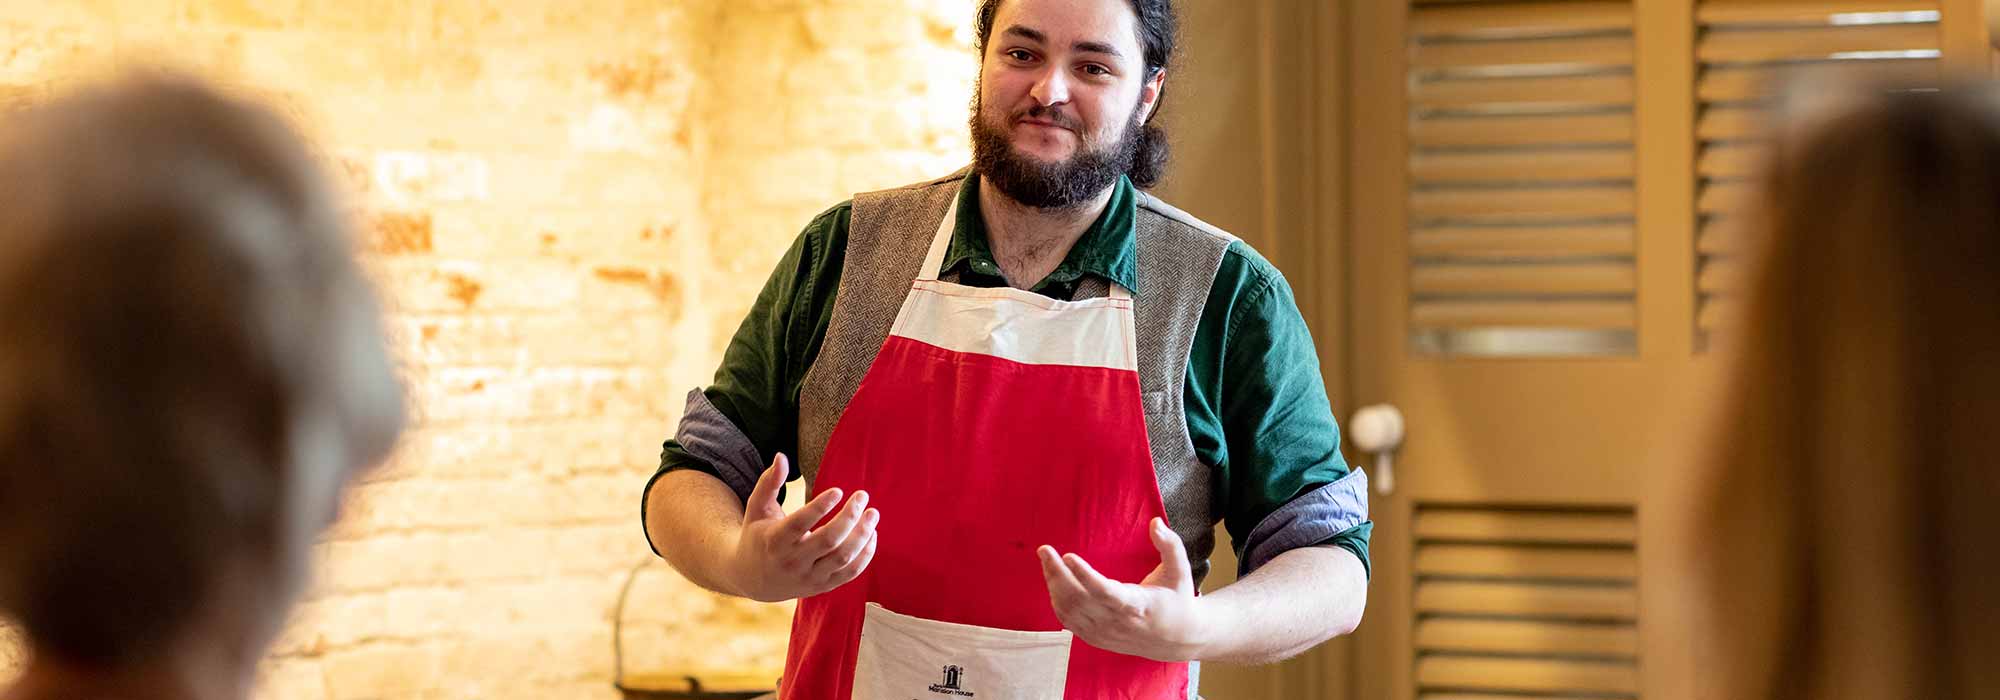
[1689,80,2000,699]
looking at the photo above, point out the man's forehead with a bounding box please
[991,0,1142,55]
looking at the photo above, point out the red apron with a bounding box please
[781,189,1189,699]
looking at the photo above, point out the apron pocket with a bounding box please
[851,602,1071,700]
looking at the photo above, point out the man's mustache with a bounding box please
[1014,105,1082,132]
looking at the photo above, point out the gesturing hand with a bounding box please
[728,454,880,603]
[1038,518,1209,662]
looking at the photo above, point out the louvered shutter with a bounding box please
[1408,0,1639,356]
[1694,1,1943,342]
[1412,506,1640,700]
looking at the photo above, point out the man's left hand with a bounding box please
[1037,517,1209,662]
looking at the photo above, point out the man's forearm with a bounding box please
[1193,545,1368,665]
[644,469,748,597]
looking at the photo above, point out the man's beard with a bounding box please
[970,101,1144,211]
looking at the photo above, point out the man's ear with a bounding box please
[1138,69,1167,124]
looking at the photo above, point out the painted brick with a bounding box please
[411,366,678,423]
[0,622,22,686]
[372,419,670,483]
[0,1,977,696]
[255,657,331,700]
[321,642,444,700]
[398,314,680,368]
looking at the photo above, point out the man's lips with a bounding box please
[1017,117,1073,132]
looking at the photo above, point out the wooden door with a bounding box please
[1343,2,1983,699]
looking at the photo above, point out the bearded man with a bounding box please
[641,1,1370,696]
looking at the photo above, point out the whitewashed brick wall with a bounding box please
[0,1,977,697]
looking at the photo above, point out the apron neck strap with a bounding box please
[918,191,958,283]
[921,185,1135,302]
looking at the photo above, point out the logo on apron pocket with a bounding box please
[850,603,1070,700]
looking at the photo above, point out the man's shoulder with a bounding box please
[1132,191,1242,247]
[810,200,854,227]
[1132,192,1279,287]
[855,168,972,200]
[1136,191,1272,284]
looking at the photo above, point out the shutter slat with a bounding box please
[1416,510,1637,543]
[1699,297,1743,331]
[1698,66,1777,103]
[1698,259,1749,293]
[1697,106,1767,141]
[1414,263,1635,296]
[1417,657,1639,695]
[1697,219,1751,254]
[1412,74,1634,110]
[1698,181,1753,214]
[1417,580,1637,620]
[1412,225,1634,258]
[1412,187,1635,221]
[1414,35,1635,70]
[1417,619,1640,657]
[1414,1,1633,38]
[1699,59,1937,103]
[1412,149,1634,183]
[1697,0,1936,24]
[1698,143,1764,178]
[1697,23,1938,63]
[1413,113,1634,148]
[1416,544,1636,580]
[1411,301,1635,329]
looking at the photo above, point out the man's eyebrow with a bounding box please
[1003,26,1047,44]
[1074,40,1123,58]
[1001,26,1127,59]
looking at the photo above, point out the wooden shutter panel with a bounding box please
[1694,1,1943,342]
[1407,0,1640,356]
[1412,505,1640,700]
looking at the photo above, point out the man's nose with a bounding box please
[1030,65,1070,107]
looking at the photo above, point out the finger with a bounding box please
[742,455,788,523]
[1039,546,1089,600]
[1048,548,1096,628]
[819,516,880,586]
[810,507,878,579]
[1064,553,1134,613]
[1150,518,1192,585]
[799,490,870,556]
[1039,546,1095,619]
[780,487,844,539]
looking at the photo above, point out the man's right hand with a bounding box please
[726,453,880,602]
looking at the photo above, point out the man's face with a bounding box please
[972,0,1164,209]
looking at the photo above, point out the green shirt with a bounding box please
[657,175,1371,576]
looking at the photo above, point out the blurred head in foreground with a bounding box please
[0,75,405,700]
[1686,77,2000,699]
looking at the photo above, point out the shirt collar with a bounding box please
[942,173,1141,293]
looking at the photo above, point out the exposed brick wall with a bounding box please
[0,625,17,685]
[0,1,976,698]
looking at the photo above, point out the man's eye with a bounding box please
[1007,49,1035,61]
[1083,64,1110,76]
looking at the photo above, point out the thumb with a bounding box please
[1149,518,1192,592]
[743,454,789,523]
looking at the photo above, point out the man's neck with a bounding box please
[976,181,1116,290]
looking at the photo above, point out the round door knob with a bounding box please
[1349,404,1405,452]
[1349,404,1405,494]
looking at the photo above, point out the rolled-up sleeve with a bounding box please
[641,205,849,556]
[1192,243,1372,578]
